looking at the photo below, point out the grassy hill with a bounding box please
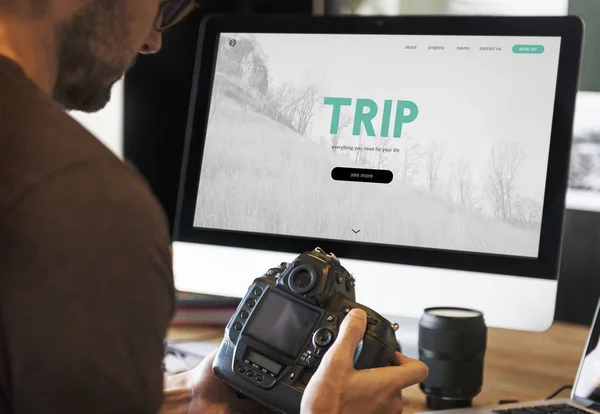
[195,97,540,258]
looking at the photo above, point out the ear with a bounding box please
[140,28,162,54]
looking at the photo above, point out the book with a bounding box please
[163,340,220,374]
[175,290,241,308]
[170,291,241,327]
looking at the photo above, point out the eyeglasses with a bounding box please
[154,0,199,32]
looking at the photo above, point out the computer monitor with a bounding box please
[172,15,583,343]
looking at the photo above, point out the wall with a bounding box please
[68,80,124,159]
[73,3,599,325]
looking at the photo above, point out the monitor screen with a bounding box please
[193,33,561,259]
[245,290,321,359]
[574,299,600,404]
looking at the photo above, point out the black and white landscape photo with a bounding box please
[194,33,562,258]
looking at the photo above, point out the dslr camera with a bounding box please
[212,247,401,414]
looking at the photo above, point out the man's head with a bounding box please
[0,0,198,112]
[52,0,163,112]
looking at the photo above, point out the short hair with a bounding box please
[0,0,49,16]
[30,0,49,16]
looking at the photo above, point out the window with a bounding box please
[68,79,124,159]
[339,0,600,211]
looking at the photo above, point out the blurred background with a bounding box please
[69,0,600,326]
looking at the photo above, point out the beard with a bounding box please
[52,0,132,113]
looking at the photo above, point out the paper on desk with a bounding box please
[163,340,221,375]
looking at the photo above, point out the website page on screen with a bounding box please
[194,33,561,258]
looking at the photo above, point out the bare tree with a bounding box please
[266,83,304,130]
[374,138,391,169]
[331,115,353,153]
[425,140,443,193]
[439,176,453,202]
[294,80,322,136]
[398,138,423,184]
[486,142,526,221]
[511,195,543,227]
[355,126,368,165]
[454,159,475,207]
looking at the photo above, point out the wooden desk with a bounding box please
[167,322,590,413]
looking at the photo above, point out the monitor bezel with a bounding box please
[174,14,583,281]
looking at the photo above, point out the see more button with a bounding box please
[331,167,393,184]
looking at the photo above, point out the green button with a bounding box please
[512,44,545,54]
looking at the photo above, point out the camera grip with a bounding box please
[340,303,399,370]
[353,333,387,369]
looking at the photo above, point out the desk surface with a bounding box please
[167,321,590,414]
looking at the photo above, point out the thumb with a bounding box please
[327,308,367,365]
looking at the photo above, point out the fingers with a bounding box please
[391,398,405,414]
[393,352,418,367]
[391,352,429,388]
[201,349,218,366]
[187,348,219,386]
[326,308,367,365]
[361,352,429,390]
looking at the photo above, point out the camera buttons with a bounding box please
[299,371,314,385]
[346,278,355,291]
[256,375,264,383]
[246,370,255,378]
[252,287,263,296]
[236,365,246,374]
[246,299,256,308]
[326,315,335,323]
[314,328,334,347]
[240,310,249,319]
[233,322,243,331]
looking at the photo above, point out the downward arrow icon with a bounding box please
[352,229,360,234]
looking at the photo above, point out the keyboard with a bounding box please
[493,404,592,414]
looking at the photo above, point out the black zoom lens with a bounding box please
[288,265,318,294]
[418,307,487,410]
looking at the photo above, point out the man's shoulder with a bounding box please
[0,63,147,220]
[4,153,167,231]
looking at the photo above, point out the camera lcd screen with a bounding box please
[245,350,283,374]
[245,291,321,359]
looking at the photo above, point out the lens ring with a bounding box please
[425,307,483,318]
[288,265,318,294]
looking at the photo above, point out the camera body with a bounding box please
[212,248,400,414]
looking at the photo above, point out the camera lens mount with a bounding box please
[288,264,318,294]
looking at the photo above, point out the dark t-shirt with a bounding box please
[0,57,175,413]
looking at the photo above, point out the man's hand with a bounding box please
[301,308,429,414]
[162,350,273,414]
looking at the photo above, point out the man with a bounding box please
[0,1,428,413]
